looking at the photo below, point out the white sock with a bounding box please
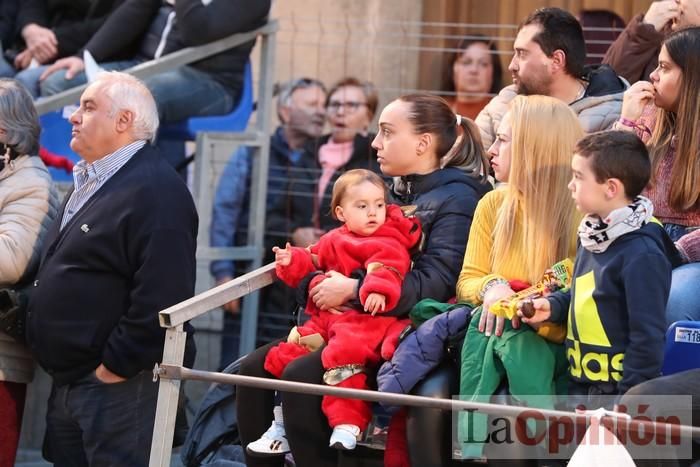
[273,405,284,425]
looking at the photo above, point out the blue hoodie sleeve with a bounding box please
[209,147,252,281]
[618,252,671,393]
[547,290,571,324]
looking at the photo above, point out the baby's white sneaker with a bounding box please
[329,424,361,450]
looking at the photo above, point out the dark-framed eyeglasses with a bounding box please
[326,101,368,113]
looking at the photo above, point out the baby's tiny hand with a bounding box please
[273,242,292,266]
[364,293,386,315]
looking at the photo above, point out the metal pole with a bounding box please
[158,365,700,440]
[148,327,188,467]
[159,262,276,328]
[194,132,216,267]
[238,24,278,356]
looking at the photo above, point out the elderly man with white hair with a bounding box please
[26,71,198,466]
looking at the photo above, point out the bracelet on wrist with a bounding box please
[617,117,651,136]
[479,277,510,302]
[674,241,691,264]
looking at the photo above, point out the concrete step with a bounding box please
[14,449,185,467]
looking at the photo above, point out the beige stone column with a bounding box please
[254,0,423,125]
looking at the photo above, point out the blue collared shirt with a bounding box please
[60,140,147,230]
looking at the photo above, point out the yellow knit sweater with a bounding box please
[457,188,578,342]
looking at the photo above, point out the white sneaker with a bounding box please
[246,406,290,456]
[329,424,361,450]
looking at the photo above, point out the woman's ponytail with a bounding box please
[399,93,489,183]
[441,115,489,180]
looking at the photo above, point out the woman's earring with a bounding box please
[1,145,10,167]
[415,142,424,157]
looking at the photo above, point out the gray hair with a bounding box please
[0,79,41,155]
[275,77,326,121]
[93,72,159,143]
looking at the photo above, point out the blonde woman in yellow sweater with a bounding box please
[457,94,582,339]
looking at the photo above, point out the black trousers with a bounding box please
[236,339,338,467]
[407,363,540,467]
[406,362,459,467]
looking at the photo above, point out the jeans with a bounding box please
[667,263,700,325]
[0,55,14,78]
[144,65,235,124]
[14,65,47,98]
[146,66,235,174]
[664,223,700,325]
[664,223,697,243]
[219,310,241,371]
[43,370,158,467]
[39,59,142,97]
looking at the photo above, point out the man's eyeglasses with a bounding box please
[326,101,368,113]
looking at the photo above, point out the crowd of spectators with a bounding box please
[230,4,700,467]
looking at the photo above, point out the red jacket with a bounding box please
[276,204,421,312]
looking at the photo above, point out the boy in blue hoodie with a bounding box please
[519,131,680,399]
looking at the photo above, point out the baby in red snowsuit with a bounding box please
[246,169,421,456]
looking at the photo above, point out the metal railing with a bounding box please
[150,264,276,466]
[151,262,700,466]
[159,364,700,441]
[34,21,279,115]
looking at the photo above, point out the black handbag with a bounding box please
[0,285,29,343]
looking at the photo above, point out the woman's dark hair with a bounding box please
[444,35,503,95]
[399,93,489,181]
[326,77,379,120]
[649,26,700,210]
